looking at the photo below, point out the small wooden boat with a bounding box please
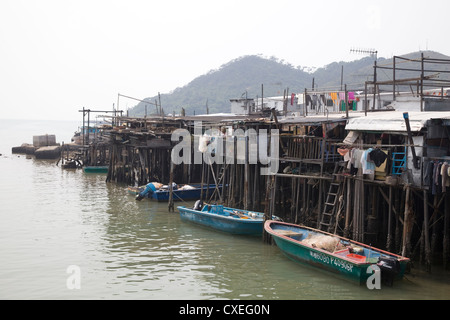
[83,166,109,173]
[127,183,222,202]
[264,220,410,285]
[178,202,278,235]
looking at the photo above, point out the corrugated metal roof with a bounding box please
[345,111,450,132]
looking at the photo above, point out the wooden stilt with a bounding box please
[423,190,432,272]
[168,162,174,212]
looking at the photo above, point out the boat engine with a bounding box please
[377,256,400,286]
[193,200,203,211]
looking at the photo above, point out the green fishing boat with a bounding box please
[265,220,410,285]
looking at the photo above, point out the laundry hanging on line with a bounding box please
[424,160,450,194]
[338,147,388,176]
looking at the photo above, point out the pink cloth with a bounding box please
[348,92,355,100]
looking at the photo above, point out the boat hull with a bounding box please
[83,166,109,173]
[128,184,221,202]
[265,221,410,285]
[178,205,265,235]
[153,184,221,202]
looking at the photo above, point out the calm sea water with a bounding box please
[1,118,450,300]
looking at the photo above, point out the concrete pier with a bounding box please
[34,146,61,159]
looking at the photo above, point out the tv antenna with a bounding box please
[350,47,378,60]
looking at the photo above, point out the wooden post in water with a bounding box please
[387,186,393,252]
[168,162,174,212]
[262,129,274,243]
[244,132,249,210]
[444,192,450,269]
[423,189,432,272]
[263,174,274,244]
[301,178,307,224]
[200,161,205,202]
[431,194,445,263]
[344,177,352,239]
[402,185,413,257]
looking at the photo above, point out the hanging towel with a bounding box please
[348,92,355,101]
[437,163,443,193]
[441,162,449,192]
[424,161,434,186]
[353,149,364,169]
[369,148,388,167]
[361,148,375,175]
[330,92,338,102]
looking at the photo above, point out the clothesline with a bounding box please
[305,84,366,92]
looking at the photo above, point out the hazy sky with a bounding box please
[1,0,449,121]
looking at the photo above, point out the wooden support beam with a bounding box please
[168,162,174,212]
[423,190,432,272]
[444,192,450,269]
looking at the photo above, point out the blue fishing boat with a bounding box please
[128,183,222,202]
[178,202,277,235]
[265,220,410,285]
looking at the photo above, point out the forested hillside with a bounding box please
[129,51,450,116]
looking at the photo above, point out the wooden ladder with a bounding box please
[319,182,341,232]
[208,164,228,202]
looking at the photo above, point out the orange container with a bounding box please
[346,253,366,262]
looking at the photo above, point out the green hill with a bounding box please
[130,55,312,116]
[129,50,450,116]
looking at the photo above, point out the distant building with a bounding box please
[230,95,303,116]
[230,98,255,115]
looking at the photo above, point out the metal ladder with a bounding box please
[392,147,406,175]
